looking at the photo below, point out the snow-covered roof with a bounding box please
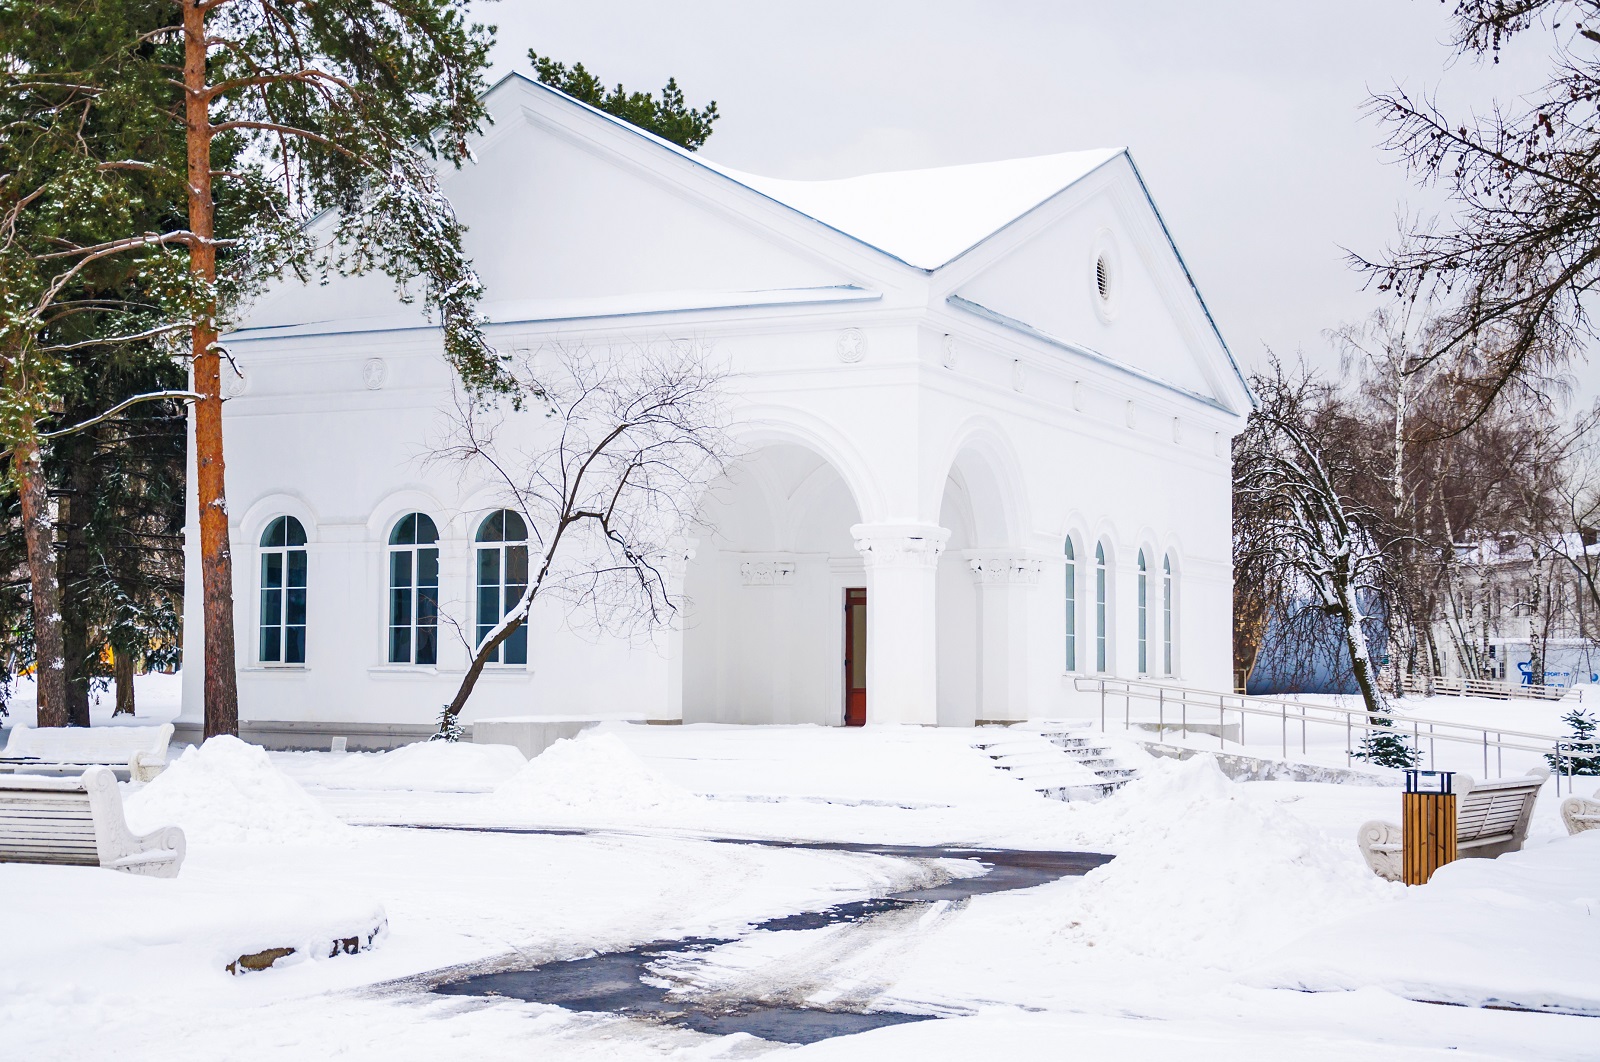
[703,150,1124,271]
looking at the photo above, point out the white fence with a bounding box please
[1396,672,1566,702]
[1074,676,1591,794]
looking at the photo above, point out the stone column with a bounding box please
[658,538,697,723]
[851,523,949,725]
[966,552,1041,723]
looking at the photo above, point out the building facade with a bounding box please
[180,74,1252,735]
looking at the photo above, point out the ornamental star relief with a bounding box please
[836,328,866,363]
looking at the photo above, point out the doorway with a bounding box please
[844,588,867,726]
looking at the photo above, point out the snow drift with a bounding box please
[305,740,526,793]
[1059,754,1396,970]
[492,731,699,815]
[125,735,350,845]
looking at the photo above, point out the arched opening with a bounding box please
[682,443,864,724]
[936,441,1023,724]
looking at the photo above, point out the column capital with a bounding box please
[850,523,950,570]
[963,550,1043,586]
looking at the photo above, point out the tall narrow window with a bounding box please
[259,516,307,664]
[476,509,529,666]
[389,513,440,665]
[1064,539,1077,672]
[1162,553,1175,676]
[1095,542,1108,673]
[1137,549,1149,675]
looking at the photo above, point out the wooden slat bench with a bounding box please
[0,723,173,782]
[1357,767,1550,882]
[0,766,184,877]
[1563,790,1600,835]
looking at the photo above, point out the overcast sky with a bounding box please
[474,1,1598,399]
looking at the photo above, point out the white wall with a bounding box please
[186,88,1247,731]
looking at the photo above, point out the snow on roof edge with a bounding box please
[1118,150,1254,409]
[496,73,1127,273]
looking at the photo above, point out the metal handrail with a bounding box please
[1073,676,1584,794]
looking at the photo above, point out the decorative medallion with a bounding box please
[942,334,957,369]
[1012,360,1027,392]
[222,361,247,397]
[1072,381,1084,412]
[362,358,388,390]
[1125,400,1137,429]
[1172,417,1183,444]
[836,328,866,364]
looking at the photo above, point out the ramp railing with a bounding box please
[1073,676,1585,793]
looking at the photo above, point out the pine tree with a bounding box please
[6,0,505,737]
[1548,708,1600,776]
[528,52,719,151]
[51,341,185,722]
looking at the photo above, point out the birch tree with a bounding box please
[1234,360,1419,766]
[430,346,730,737]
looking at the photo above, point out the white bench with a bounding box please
[0,766,185,877]
[0,723,172,782]
[1357,767,1550,882]
[1562,789,1600,835]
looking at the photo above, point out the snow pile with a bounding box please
[305,741,526,792]
[1259,829,1600,1013]
[125,736,351,845]
[0,863,386,996]
[1059,755,1395,970]
[492,731,700,815]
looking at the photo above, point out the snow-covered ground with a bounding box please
[2,678,1598,1059]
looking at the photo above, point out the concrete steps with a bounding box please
[972,723,1139,801]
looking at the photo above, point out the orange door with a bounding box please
[844,588,867,726]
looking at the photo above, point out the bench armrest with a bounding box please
[1357,820,1403,882]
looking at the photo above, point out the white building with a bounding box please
[180,74,1252,743]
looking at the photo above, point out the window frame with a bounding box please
[258,515,308,666]
[1094,541,1109,674]
[1136,548,1149,675]
[387,513,441,667]
[1064,538,1078,673]
[1162,552,1175,676]
[474,509,530,667]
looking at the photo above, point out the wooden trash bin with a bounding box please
[1402,769,1456,885]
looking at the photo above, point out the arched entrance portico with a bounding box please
[681,442,865,724]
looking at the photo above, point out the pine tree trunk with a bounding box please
[113,647,135,717]
[16,436,67,728]
[185,1,239,739]
[59,441,92,727]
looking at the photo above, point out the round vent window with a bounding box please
[1089,232,1119,323]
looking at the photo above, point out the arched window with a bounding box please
[1162,553,1175,676]
[389,513,440,665]
[1095,541,1108,674]
[476,509,529,666]
[1064,539,1077,672]
[1137,549,1149,675]
[259,516,307,664]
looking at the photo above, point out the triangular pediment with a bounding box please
[943,154,1249,413]
[237,77,874,335]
